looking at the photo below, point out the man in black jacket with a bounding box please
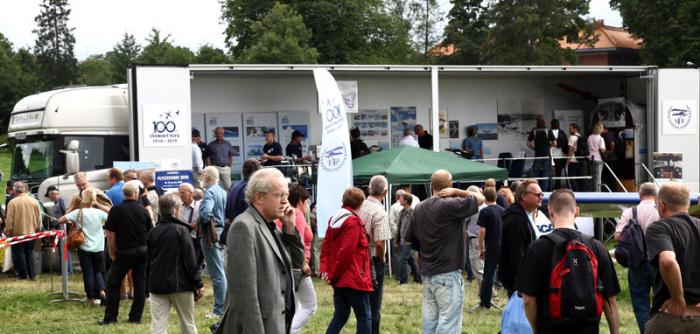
[499,179,541,297]
[147,193,204,334]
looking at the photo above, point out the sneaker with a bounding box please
[92,299,101,306]
[469,304,488,313]
[205,312,221,320]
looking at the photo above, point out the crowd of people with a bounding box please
[1,123,699,334]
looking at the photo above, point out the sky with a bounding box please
[0,0,623,60]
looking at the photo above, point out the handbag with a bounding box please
[197,217,219,247]
[66,209,86,250]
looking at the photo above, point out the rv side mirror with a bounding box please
[61,140,80,175]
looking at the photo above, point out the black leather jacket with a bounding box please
[147,216,203,294]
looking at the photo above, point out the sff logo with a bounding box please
[152,110,180,133]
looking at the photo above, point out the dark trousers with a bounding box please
[531,158,550,191]
[370,257,384,333]
[103,247,147,322]
[464,237,474,280]
[397,244,421,284]
[326,287,372,334]
[11,242,36,279]
[479,253,500,307]
[552,158,567,190]
[629,262,654,334]
[567,162,583,192]
[192,237,204,270]
[77,249,106,300]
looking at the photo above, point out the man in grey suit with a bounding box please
[216,168,304,334]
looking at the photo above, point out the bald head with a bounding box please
[431,169,452,192]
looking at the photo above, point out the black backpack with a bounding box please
[574,134,589,158]
[614,207,646,268]
[542,232,604,325]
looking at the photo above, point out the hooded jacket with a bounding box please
[498,202,536,292]
[147,215,203,294]
[320,207,373,292]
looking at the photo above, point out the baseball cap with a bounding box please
[291,130,304,139]
[44,185,59,197]
[192,128,201,137]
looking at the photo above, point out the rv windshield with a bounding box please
[11,141,54,181]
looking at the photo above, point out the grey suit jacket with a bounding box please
[216,206,304,334]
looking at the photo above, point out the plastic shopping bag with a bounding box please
[501,292,533,334]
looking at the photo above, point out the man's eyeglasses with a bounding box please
[266,192,289,200]
[527,191,544,198]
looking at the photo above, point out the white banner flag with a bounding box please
[314,69,354,237]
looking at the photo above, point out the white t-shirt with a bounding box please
[550,129,565,158]
[399,135,420,148]
[192,143,203,173]
[568,134,579,163]
[587,134,606,161]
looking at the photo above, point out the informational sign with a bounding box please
[155,170,193,191]
[278,112,311,155]
[390,106,417,147]
[337,81,359,113]
[653,152,683,180]
[314,69,353,237]
[142,104,187,147]
[553,109,584,132]
[243,112,277,160]
[352,110,389,141]
[662,100,697,135]
[593,97,626,128]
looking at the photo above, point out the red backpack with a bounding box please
[542,233,604,325]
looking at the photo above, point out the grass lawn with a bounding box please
[0,262,638,333]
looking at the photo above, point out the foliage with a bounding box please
[409,0,444,59]
[105,33,141,84]
[238,3,318,64]
[137,28,195,65]
[195,44,230,64]
[33,0,78,89]
[442,0,488,64]
[77,55,112,86]
[483,0,593,65]
[0,35,40,130]
[611,0,700,66]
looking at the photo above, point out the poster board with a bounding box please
[390,106,417,147]
[243,112,278,160]
[278,111,311,155]
[337,81,359,113]
[653,152,683,180]
[352,109,389,141]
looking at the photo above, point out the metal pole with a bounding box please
[603,162,628,192]
[50,224,81,303]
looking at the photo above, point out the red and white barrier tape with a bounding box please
[0,230,64,253]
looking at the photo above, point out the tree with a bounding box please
[485,0,593,65]
[611,0,700,66]
[195,44,230,64]
[221,0,277,58]
[106,33,141,83]
[33,0,78,88]
[0,34,41,130]
[77,55,112,86]
[409,0,444,60]
[137,28,195,65]
[238,3,318,64]
[442,0,488,64]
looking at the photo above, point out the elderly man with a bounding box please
[405,170,484,334]
[358,175,392,334]
[67,172,112,213]
[179,183,203,270]
[644,182,700,333]
[614,182,659,333]
[207,127,234,190]
[199,166,228,319]
[3,182,41,280]
[147,193,204,334]
[140,170,162,219]
[216,168,304,334]
[500,179,542,297]
[100,182,152,325]
[222,159,262,244]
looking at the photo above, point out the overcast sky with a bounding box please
[0,0,622,60]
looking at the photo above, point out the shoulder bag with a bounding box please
[67,209,86,250]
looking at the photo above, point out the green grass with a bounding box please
[0,263,638,333]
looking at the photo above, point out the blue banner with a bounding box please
[155,170,193,190]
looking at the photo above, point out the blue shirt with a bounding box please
[65,208,108,252]
[106,181,125,206]
[225,180,249,221]
[462,137,483,160]
[208,140,233,166]
[200,184,227,228]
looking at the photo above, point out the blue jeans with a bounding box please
[200,232,227,316]
[397,245,420,284]
[77,249,106,300]
[532,158,550,191]
[326,287,371,334]
[479,253,500,307]
[422,270,464,334]
[629,262,654,333]
[370,257,384,334]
